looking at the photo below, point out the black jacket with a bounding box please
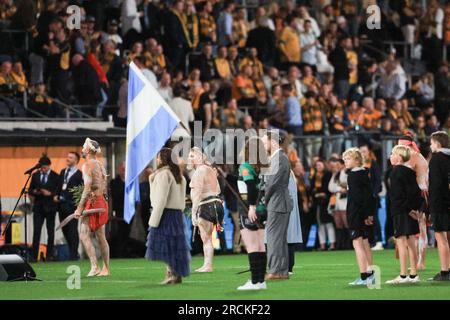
[29,170,60,213]
[329,45,349,81]
[389,165,423,216]
[72,60,102,105]
[110,176,125,219]
[429,149,450,217]
[346,168,374,229]
[56,167,83,212]
[310,171,333,223]
[246,26,276,64]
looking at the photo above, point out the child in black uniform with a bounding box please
[386,145,423,284]
[428,131,450,281]
[343,148,375,286]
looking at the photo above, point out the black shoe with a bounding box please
[428,272,450,282]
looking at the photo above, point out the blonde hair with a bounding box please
[342,148,363,166]
[392,145,411,162]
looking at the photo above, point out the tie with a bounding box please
[41,173,47,185]
[64,168,70,183]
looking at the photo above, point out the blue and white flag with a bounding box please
[124,62,180,223]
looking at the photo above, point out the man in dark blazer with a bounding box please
[29,155,59,261]
[262,131,293,280]
[54,152,83,261]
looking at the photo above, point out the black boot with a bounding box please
[335,229,342,250]
[248,253,259,284]
[258,252,267,283]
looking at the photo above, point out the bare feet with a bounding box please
[97,266,110,277]
[417,264,426,271]
[87,266,101,277]
[195,265,213,273]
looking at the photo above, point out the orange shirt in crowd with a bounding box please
[231,74,255,101]
[358,110,382,130]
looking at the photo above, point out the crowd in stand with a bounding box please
[1,0,450,252]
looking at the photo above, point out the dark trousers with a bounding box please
[287,125,303,137]
[32,210,56,260]
[59,205,80,260]
[109,219,131,258]
[288,243,296,272]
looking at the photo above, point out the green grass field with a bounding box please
[1,249,449,300]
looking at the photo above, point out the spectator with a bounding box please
[425,115,440,135]
[328,158,350,250]
[71,54,102,115]
[377,60,407,101]
[121,0,142,36]
[199,43,217,82]
[134,55,158,89]
[0,58,26,117]
[214,46,232,81]
[104,19,123,55]
[232,8,249,50]
[310,159,334,251]
[246,16,276,65]
[28,83,58,117]
[184,0,200,51]
[157,71,173,104]
[302,91,324,166]
[278,15,301,70]
[434,61,450,125]
[239,47,263,78]
[198,1,217,44]
[359,97,382,131]
[300,20,319,68]
[217,0,235,47]
[282,83,302,136]
[296,5,321,38]
[329,36,351,100]
[169,84,194,138]
[231,64,257,107]
[165,0,189,72]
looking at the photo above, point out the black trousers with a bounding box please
[109,219,131,258]
[32,210,56,260]
[59,205,80,260]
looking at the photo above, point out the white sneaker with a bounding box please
[348,278,367,286]
[237,280,262,291]
[408,275,420,283]
[371,242,384,251]
[386,275,409,284]
[289,272,294,276]
[258,281,267,290]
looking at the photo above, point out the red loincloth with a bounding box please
[85,196,109,232]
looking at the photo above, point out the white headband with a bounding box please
[84,138,101,154]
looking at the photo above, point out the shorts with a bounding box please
[431,213,450,232]
[85,196,109,232]
[393,214,420,238]
[349,227,369,240]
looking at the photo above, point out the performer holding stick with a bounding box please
[74,138,110,277]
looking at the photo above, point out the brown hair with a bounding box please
[431,131,449,148]
[243,137,269,173]
[158,148,182,184]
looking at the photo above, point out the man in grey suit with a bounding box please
[261,131,293,280]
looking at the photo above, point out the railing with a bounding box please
[0,29,29,52]
[291,132,404,174]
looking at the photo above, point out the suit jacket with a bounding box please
[264,149,294,214]
[56,167,83,212]
[29,170,60,213]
